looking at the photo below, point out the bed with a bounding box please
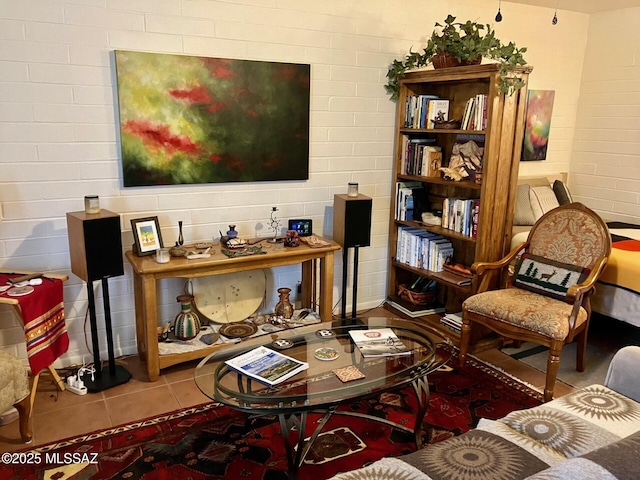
[512,174,640,327]
[592,223,640,327]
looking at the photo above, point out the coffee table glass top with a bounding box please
[194,317,452,414]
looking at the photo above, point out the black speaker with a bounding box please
[333,194,372,247]
[67,210,124,282]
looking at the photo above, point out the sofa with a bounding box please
[329,346,640,480]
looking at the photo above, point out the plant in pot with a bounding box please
[386,15,528,100]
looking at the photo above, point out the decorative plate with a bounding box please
[7,286,34,297]
[219,323,257,339]
[190,270,266,324]
[314,347,339,361]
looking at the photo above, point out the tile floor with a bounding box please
[0,307,575,453]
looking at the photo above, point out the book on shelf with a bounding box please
[426,99,450,129]
[401,137,436,175]
[386,294,446,318]
[461,94,488,130]
[348,328,411,357]
[395,182,423,221]
[224,346,309,386]
[396,226,449,270]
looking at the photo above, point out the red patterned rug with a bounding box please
[2,349,542,480]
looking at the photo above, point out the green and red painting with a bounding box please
[114,51,310,186]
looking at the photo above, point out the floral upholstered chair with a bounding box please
[459,202,611,402]
[0,349,32,442]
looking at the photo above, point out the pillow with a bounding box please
[529,186,559,221]
[514,253,590,301]
[553,179,573,205]
[513,184,537,226]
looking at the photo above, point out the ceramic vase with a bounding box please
[174,294,201,340]
[274,287,294,319]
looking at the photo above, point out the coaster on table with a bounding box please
[333,365,365,382]
[315,347,339,361]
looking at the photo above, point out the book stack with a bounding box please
[404,95,450,129]
[396,226,453,272]
[461,94,488,130]
[395,181,423,221]
[400,137,441,176]
[441,198,480,238]
[439,312,463,334]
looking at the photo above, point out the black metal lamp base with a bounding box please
[83,364,132,393]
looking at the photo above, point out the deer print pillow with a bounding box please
[514,253,590,302]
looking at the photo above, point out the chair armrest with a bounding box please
[472,242,528,292]
[566,256,609,302]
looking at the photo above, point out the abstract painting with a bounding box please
[521,90,555,161]
[114,51,310,186]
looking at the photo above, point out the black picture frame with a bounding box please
[131,216,163,256]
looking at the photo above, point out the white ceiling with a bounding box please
[506,0,640,14]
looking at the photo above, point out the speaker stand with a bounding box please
[84,277,131,392]
[340,246,364,326]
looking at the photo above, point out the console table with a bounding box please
[125,239,340,381]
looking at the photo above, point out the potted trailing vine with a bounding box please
[385,15,528,100]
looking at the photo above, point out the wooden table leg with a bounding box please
[141,275,160,381]
[319,251,335,321]
[132,272,147,362]
[301,260,312,309]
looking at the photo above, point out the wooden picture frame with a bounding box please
[131,217,163,256]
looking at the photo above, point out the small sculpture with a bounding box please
[177,220,184,246]
[274,287,294,319]
[268,207,281,243]
[284,230,300,247]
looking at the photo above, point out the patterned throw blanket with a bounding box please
[329,384,640,480]
[599,222,640,295]
[0,274,68,373]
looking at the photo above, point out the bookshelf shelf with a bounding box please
[386,64,532,351]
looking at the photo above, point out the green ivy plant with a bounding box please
[386,15,528,100]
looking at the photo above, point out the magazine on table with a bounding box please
[225,346,309,386]
[348,328,411,357]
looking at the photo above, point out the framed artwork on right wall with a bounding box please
[522,90,555,161]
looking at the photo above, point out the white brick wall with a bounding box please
[570,8,640,224]
[0,0,589,368]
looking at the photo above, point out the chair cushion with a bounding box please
[514,253,590,301]
[463,288,587,340]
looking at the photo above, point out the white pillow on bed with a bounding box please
[529,186,560,221]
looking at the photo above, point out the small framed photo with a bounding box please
[131,217,163,256]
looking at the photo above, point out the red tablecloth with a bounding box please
[1,274,69,373]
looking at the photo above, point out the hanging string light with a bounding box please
[495,0,503,22]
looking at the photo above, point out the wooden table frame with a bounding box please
[125,240,340,381]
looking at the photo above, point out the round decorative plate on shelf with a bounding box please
[219,323,257,339]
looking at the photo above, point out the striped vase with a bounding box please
[174,294,201,341]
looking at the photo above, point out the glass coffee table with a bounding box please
[194,317,451,479]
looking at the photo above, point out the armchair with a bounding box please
[459,202,611,402]
[0,350,32,442]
